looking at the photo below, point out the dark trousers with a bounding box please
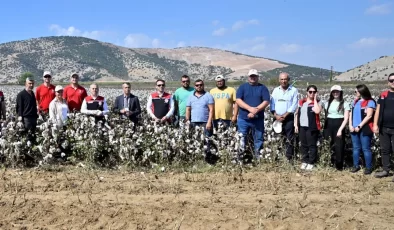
[23,117,37,142]
[299,127,319,164]
[280,117,295,160]
[324,118,345,170]
[380,127,394,172]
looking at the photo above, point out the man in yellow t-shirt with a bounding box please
[210,75,238,129]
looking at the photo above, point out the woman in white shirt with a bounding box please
[49,85,69,128]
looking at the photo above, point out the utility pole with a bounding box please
[330,66,333,83]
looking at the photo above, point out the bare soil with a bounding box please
[1,167,394,230]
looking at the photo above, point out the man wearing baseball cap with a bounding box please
[35,71,55,114]
[236,69,270,161]
[63,73,88,112]
[210,75,238,129]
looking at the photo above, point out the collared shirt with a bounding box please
[186,91,214,122]
[270,85,298,116]
[49,97,69,127]
[63,84,88,112]
[35,83,56,112]
[80,95,109,115]
[173,87,195,116]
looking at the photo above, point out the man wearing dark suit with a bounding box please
[113,82,141,124]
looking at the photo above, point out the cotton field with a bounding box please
[0,84,385,169]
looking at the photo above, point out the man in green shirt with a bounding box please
[173,75,194,127]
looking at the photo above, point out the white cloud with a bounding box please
[350,37,394,48]
[49,24,103,39]
[212,20,220,26]
[279,43,302,53]
[232,19,260,31]
[365,3,391,15]
[124,33,162,48]
[177,41,186,47]
[212,27,228,36]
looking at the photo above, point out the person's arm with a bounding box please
[206,103,214,130]
[80,99,95,115]
[49,101,56,121]
[102,99,109,115]
[373,103,380,133]
[146,95,156,119]
[35,87,40,111]
[285,88,299,117]
[113,97,120,114]
[164,96,175,118]
[185,106,191,122]
[16,93,23,117]
[131,97,141,116]
[185,96,191,122]
[338,109,350,135]
[294,107,299,133]
[173,93,179,117]
[357,107,374,130]
[270,89,276,114]
[313,93,322,114]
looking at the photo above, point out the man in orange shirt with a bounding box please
[63,73,88,112]
[35,71,55,114]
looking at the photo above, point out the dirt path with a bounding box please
[0,168,393,229]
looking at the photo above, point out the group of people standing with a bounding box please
[3,70,394,180]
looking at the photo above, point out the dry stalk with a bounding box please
[173,215,185,230]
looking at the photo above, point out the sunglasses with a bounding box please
[308,91,317,94]
[195,84,204,87]
[44,75,51,78]
[157,84,165,87]
[354,90,358,93]
[182,80,190,83]
[389,79,394,83]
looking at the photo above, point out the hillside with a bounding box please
[335,55,394,81]
[0,36,339,83]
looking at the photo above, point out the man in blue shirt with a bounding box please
[186,79,215,162]
[236,69,270,160]
[270,72,298,161]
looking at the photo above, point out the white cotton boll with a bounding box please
[160,166,165,172]
[61,152,66,158]
[27,141,31,147]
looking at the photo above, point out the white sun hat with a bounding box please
[273,120,282,134]
[330,85,342,92]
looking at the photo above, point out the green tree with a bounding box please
[18,72,34,85]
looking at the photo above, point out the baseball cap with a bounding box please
[71,73,79,78]
[55,85,63,92]
[330,85,342,92]
[43,71,51,77]
[248,69,259,76]
[215,75,225,81]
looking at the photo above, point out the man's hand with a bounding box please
[206,122,212,130]
[336,130,342,137]
[349,126,355,133]
[160,116,168,122]
[120,109,125,114]
[231,115,237,123]
[354,126,360,133]
[275,115,284,122]
[294,126,299,134]
[373,124,379,134]
[248,107,258,115]
[247,113,255,119]
[154,117,160,122]
[96,110,103,116]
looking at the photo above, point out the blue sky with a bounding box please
[0,0,393,71]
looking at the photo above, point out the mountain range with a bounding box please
[0,36,340,83]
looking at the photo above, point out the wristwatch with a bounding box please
[357,126,361,129]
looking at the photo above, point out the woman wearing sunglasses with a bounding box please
[349,84,376,174]
[323,85,350,170]
[294,85,322,171]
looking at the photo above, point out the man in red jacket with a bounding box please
[63,73,87,112]
[35,71,55,114]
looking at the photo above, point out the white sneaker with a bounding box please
[300,163,308,170]
[306,164,314,171]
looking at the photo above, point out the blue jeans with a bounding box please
[350,132,373,169]
[237,118,264,157]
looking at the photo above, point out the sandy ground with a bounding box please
[0,167,394,230]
